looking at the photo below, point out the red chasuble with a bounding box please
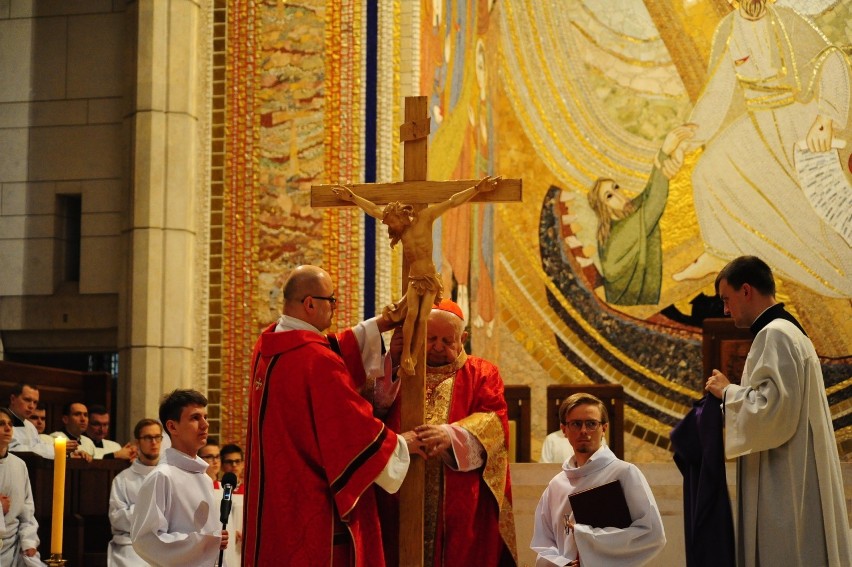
[243,323,398,567]
[381,354,518,566]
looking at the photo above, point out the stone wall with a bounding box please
[0,1,127,354]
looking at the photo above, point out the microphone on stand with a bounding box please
[217,472,238,567]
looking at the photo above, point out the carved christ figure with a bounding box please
[332,176,499,375]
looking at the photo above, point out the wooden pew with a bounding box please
[1,361,120,565]
[546,384,624,459]
[504,385,531,462]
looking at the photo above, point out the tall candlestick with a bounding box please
[51,437,66,555]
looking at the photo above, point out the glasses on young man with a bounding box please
[138,435,164,443]
[563,419,604,432]
[222,458,243,466]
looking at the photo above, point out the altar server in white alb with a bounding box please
[0,407,44,566]
[108,418,164,566]
[131,390,228,566]
[705,256,851,567]
[531,393,665,567]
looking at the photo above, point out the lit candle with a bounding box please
[51,437,67,555]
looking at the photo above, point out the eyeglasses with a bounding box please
[304,295,337,305]
[199,453,221,461]
[138,435,164,443]
[222,458,243,466]
[564,420,604,432]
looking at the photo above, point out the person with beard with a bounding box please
[131,390,228,566]
[705,256,851,566]
[531,393,665,567]
[332,176,499,375]
[108,418,163,566]
[587,125,695,305]
[381,299,518,566]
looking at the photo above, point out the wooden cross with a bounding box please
[311,96,521,566]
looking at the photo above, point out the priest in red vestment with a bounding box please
[242,265,422,567]
[381,299,518,566]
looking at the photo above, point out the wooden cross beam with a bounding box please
[311,95,522,566]
[311,179,522,208]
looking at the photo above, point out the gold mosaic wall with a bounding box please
[414,0,852,458]
[217,0,403,444]
[218,0,852,458]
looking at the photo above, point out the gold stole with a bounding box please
[422,352,518,565]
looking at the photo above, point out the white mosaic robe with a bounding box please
[689,6,851,297]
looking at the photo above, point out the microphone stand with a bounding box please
[217,515,229,567]
[216,477,236,567]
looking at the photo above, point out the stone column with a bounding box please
[119,0,208,436]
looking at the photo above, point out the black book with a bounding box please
[568,480,632,529]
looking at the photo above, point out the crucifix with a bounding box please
[311,95,522,566]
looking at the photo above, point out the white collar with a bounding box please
[131,459,159,475]
[563,444,616,478]
[163,447,209,474]
[275,314,323,335]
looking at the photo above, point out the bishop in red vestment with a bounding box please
[242,266,417,567]
[382,299,518,566]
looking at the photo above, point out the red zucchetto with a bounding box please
[433,298,464,320]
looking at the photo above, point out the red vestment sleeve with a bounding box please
[333,328,367,389]
[243,327,398,567]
